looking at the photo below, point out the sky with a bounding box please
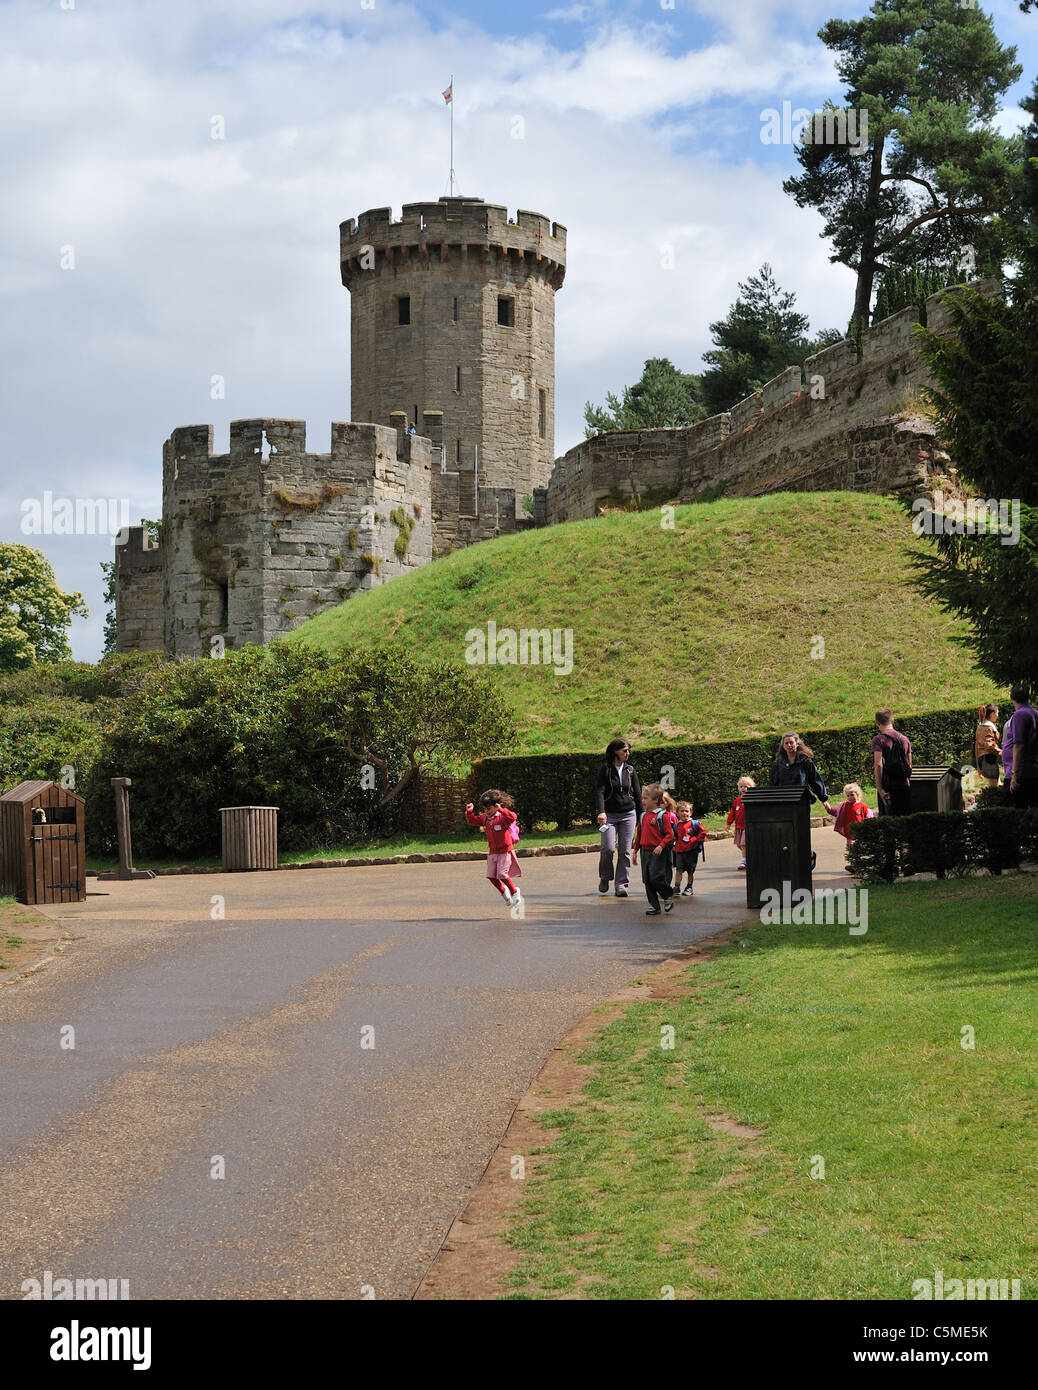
[2,0,1036,661]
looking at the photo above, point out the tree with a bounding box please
[784,0,1022,333]
[286,644,512,810]
[584,358,705,437]
[910,288,1038,688]
[0,544,88,671]
[700,264,841,416]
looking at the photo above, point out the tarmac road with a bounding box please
[0,838,847,1301]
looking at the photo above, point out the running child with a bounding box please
[832,782,872,871]
[672,800,708,897]
[726,776,754,870]
[465,789,522,908]
[631,784,677,915]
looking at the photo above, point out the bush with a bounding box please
[849,808,1038,883]
[84,641,512,859]
[475,707,980,827]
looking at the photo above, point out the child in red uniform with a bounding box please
[465,789,522,908]
[726,776,754,871]
[631,784,677,915]
[671,800,708,897]
[832,782,872,871]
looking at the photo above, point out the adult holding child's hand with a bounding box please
[595,738,642,898]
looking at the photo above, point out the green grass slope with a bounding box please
[287,492,989,755]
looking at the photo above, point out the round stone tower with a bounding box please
[340,197,566,501]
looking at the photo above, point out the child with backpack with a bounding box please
[465,789,522,909]
[631,784,677,915]
[726,776,754,871]
[672,800,708,896]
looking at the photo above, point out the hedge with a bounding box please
[474,707,980,827]
[848,808,1038,883]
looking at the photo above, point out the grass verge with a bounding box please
[502,873,1038,1299]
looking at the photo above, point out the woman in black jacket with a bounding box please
[769,732,834,816]
[595,737,642,898]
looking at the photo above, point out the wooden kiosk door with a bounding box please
[30,808,83,904]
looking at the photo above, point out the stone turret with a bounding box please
[341,197,567,503]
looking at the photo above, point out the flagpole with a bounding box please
[449,74,455,196]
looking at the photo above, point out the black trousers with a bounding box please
[641,848,673,910]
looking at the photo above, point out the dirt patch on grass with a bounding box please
[413,926,747,1301]
[0,900,64,981]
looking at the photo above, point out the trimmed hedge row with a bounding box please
[848,808,1038,883]
[474,707,980,827]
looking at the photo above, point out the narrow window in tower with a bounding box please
[538,387,547,439]
[216,579,229,632]
[398,296,411,325]
[498,296,515,327]
[456,366,462,392]
[452,296,459,323]
[456,438,462,464]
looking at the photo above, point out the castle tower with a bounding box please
[341,197,566,503]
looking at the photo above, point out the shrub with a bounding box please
[849,808,1038,883]
[476,707,979,826]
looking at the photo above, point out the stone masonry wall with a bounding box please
[157,419,432,659]
[545,280,998,521]
[341,198,566,502]
[113,527,163,652]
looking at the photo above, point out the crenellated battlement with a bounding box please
[340,197,566,288]
[164,419,431,484]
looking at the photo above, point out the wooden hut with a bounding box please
[0,780,86,904]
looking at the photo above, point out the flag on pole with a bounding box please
[442,81,453,104]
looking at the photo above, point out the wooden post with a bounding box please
[96,777,155,881]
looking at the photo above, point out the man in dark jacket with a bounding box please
[595,739,642,898]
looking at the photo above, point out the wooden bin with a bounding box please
[220,806,279,871]
[0,780,86,904]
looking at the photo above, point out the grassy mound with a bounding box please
[287,492,989,754]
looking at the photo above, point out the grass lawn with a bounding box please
[286,491,987,755]
[502,873,1038,1299]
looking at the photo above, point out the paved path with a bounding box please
[0,834,850,1300]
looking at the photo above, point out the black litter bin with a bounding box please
[742,786,813,910]
[910,766,964,815]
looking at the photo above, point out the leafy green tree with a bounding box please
[0,544,88,671]
[700,264,841,416]
[584,358,705,437]
[784,0,1022,333]
[86,642,512,856]
[911,288,1038,688]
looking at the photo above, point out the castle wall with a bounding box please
[341,198,566,502]
[158,420,432,659]
[546,281,998,521]
[113,527,163,653]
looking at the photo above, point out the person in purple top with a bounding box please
[1002,685,1038,809]
[871,710,913,816]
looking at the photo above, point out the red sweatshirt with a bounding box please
[673,818,707,853]
[726,796,745,831]
[465,804,517,853]
[634,808,676,851]
[833,799,871,841]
